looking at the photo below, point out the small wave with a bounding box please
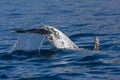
[70,33,110,38]
[93,12,120,16]
[19,76,64,80]
[70,23,91,27]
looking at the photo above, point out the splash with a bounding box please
[10,33,45,53]
[38,35,46,53]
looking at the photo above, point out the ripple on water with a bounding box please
[0,0,120,80]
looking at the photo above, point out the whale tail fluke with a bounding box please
[94,36,100,50]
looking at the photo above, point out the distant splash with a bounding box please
[10,33,45,53]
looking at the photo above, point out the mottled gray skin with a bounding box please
[44,26,80,50]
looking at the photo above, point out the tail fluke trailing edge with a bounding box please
[94,36,100,50]
[11,28,51,34]
[11,30,29,33]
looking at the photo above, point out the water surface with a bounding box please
[0,0,120,80]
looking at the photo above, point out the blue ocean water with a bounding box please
[0,0,120,80]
